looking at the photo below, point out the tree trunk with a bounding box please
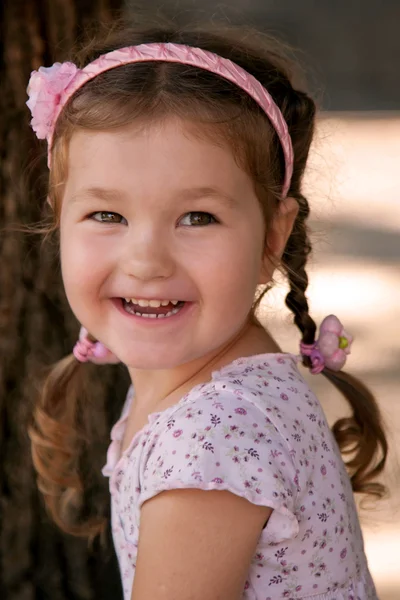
[0,1,128,598]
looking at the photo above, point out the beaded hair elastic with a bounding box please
[72,315,353,371]
[72,328,120,365]
[300,315,353,374]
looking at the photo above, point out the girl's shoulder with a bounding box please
[148,351,325,453]
[209,351,305,396]
[137,353,304,542]
[138,353,328,518]
[178,351,320,422]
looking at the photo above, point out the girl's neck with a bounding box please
[127,320,281,416]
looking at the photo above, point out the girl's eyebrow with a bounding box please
[175,186,239,207]
[70,185,239,206]
[70,187,125,203]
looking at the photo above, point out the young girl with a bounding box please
[27,21,387,600]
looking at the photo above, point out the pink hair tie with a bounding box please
[73,327,120,365]
[300,315,353,374]
[26,42,293,198]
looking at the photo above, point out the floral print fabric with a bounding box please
[102,353,378,599]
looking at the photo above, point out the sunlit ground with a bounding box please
[259,112,400,599]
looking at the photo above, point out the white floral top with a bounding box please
[102,353,378,600]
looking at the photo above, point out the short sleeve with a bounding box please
[139,388,300,543]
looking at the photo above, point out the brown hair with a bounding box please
[29,19,388,537]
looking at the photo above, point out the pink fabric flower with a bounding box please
[26,62,79,139]
[318,315,353,371]
[73,327,120,365]
[300,315,353,374]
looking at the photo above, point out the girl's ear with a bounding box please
[258,197,299,284]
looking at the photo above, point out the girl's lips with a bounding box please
[111,298,194,324]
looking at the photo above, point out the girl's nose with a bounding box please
[120,227,175,282]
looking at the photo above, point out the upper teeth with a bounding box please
[124,298,180,307]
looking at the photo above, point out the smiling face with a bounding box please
[60,118,274,369]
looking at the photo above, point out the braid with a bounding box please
[273,83,318,347]
[277,87,387,498]
[283,193,316,346]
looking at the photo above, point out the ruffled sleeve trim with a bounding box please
[139,481,299,543]
[137,387,301,545]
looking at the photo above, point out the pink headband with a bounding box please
[26,42,293,197]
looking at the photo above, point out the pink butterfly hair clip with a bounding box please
[300,315,353,374]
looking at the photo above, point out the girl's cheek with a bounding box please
[61,235,99,291]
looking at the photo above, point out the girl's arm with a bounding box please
[131,488,272,600]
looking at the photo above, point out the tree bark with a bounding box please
[0,1,128,598]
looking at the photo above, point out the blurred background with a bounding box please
[264,113,400,600]
[0,0,399,599]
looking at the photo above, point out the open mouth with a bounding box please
[121,298,186,319]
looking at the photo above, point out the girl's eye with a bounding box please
[90,211,127,225]
[179,212,217,227]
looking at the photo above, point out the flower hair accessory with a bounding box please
[26,42,293,197]
[26,62,79,140]
[300,315,353,374]
[73,327,120,365]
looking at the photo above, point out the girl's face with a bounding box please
[60,118,276,369]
